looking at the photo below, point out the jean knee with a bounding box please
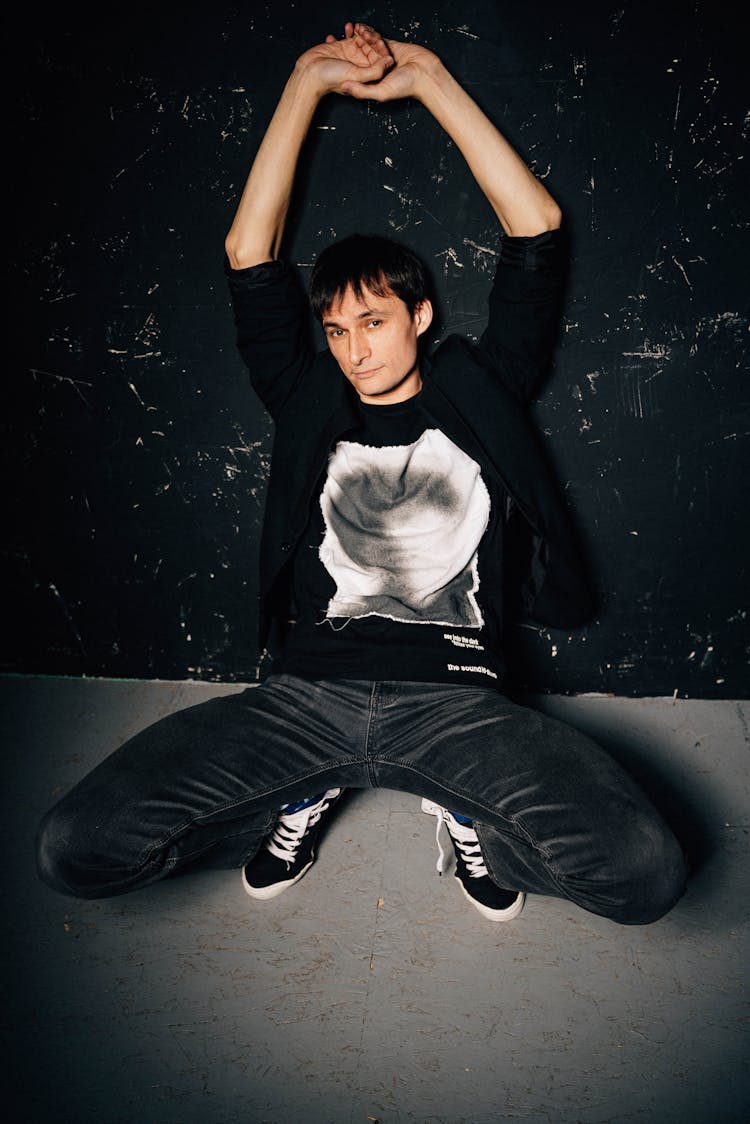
[36,801,99,899]
[613,823,688,925]
[647,828,689,922]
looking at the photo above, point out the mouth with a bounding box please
[350,366,383,379]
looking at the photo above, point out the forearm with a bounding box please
[415,59,561,237]
[225,67,323,270]
[226,24,394,269]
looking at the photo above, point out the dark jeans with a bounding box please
[36,676,687,924]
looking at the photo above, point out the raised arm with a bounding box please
[225,23,394,269]
[340,25,561,237]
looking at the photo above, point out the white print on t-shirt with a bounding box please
[447,663,498,679]
[319,428,490,627]
[444,632,485,651]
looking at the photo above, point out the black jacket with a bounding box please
[226,229,594,655]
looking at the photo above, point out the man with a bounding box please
[37,23,687,926]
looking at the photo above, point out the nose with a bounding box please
[349,331,371,367]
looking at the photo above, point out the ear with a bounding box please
[413,299,433,338]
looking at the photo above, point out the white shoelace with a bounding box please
[428,805,488,880]
[264,790,339,865]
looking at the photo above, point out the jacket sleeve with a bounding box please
[225,257,314,422]
[477,227,566,403]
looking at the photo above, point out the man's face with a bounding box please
[322,283,433,405]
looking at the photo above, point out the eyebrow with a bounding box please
[322,307,384,329]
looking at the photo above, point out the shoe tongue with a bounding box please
[280,793,325,815]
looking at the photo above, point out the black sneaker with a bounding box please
[242,788,343,900]
[421,798,525,921]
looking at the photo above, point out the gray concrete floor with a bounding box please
[2,675,748,1124]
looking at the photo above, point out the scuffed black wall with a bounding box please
[6,1,748,696]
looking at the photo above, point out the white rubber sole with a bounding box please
[241,858,314,901]
[456,878,526,922]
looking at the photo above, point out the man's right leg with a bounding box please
[35,675,371,899]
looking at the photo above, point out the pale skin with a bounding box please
[322,284,433,405]
[225,22,562,405]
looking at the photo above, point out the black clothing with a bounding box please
[226,229,594,664]
[273,391,508,689]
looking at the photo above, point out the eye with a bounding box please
[367,319,382,328]
[327,328,345,338]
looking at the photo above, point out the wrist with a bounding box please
[291,55,332,101]
[410,53,452,104]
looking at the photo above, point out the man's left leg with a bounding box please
[371,682,688,925]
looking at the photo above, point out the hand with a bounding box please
[296,20,394,95]
[339,25,443,102]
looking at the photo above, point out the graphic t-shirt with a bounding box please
[272,392,508,689]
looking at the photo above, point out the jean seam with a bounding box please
[474,817,574,900]
[160,817,277,869]
[371,756,572,897]
[137,759,358,870]
[138,808,277,875]
[369,757,520,832]
[363,682,380,784]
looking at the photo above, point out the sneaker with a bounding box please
[242,788,343,900]
[421,798,525,922]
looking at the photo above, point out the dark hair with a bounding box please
[309,233,428,319]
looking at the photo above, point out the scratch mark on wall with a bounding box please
[462,237,497,272]
[618,366,661,420]
[30,368,93,407]
[400,17,422,39]
[135,312,160,348]
[128,382,148,407]
[622,341,670,360]
[435,247,464,274]
[111,147,153,185]
[609,9,625,35]
[81,493,95,540]
[672,84,682,131]
[689,311,746,357]
[672,256,692,288]
[48,582,86,655]
[462,238,495,256]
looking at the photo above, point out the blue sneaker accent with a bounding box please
[280,793,327,815]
